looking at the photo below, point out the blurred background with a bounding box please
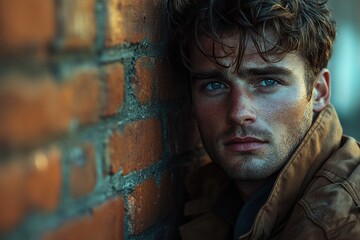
[328,0,360,140]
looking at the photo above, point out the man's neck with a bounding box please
[235,179,268,202]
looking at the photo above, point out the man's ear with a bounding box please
[312,68,331,113]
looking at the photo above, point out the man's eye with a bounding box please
[257,79,278,87]
[203,82,226,91]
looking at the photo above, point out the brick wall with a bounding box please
[0,1,207,239]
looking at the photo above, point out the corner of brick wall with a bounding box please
[0,0,208,239]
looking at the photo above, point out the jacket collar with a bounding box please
[181,105,343,240]
[246,104,343,239]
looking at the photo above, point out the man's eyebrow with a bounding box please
[190,66,294,81]
[239,66,294,78]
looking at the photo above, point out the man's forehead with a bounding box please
[189,34,305,77]
[189,32,290,68]
[192,30,279,52]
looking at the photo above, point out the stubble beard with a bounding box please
[201,108,313,181]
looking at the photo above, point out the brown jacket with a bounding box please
[180,105,360,240]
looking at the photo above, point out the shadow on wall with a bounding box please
[328,0,360,140]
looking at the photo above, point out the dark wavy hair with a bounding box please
[168,0,336,95]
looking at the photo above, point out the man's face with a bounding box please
[190,35,315,180]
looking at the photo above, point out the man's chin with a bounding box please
[215,159,274,180]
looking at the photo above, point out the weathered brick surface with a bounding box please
[25,147,62,211]
[0,70,101,149]
[65,69,101,124]
[0,147,62,233]
[58,0,96,49]
[0,161,26,233]
[43,197,124,240]
[128,173,175,235]
[101,63,125,117]
[0,0,201,238]
[0,0,55,53]
[132,57,155,104]
[107,118,163,175]
[106,0,163,46]
[70,143,97,198]
[128,178,159,235]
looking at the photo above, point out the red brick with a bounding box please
[25,147,62,211]
[107,118,162,175]
[65,69,101,124]
[58,0,96,49]
[0,0,55,53]
[101,63,125,117]
[70,143,97,198]
[0,70,101,149]
[128,173,175,235]
[0,161,25,233]
[167,108,203,155]
[128,178,159,235]
[131,57,155,104]
[106,0,162,46]
[43,197,124,240]
[0,147,62,233]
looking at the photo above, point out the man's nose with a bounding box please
[226,88,257,126]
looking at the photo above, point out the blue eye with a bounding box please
[258,79,278,87]
[204,82,225,91]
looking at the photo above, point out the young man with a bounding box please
[169,0,360,239]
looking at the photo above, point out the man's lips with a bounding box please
[223,136,267,152]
